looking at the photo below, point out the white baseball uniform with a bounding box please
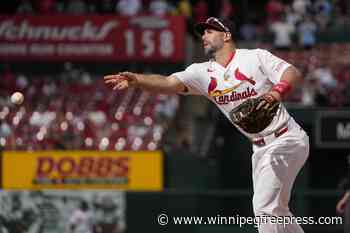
[69,209,93,233]
[172,48,309,233]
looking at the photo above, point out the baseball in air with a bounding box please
[11,92,24,105]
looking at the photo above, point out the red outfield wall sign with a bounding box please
[0,15,185,62]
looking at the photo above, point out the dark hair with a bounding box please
[80,200,89,211]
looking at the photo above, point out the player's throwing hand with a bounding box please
[104,72,139,90]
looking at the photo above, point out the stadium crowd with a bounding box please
[3,0,350,44]
[0,64,179,151]
[1,0,350,151]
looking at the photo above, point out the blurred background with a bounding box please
[0,0,350,232]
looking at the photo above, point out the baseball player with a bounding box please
[104,17,309,233]
[68,200,93,233]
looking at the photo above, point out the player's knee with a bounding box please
[253,194,266,216]
[253,194,289,217]
[253,203,291,217]
[253,200,272,216]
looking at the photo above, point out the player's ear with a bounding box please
[224,32,232,42]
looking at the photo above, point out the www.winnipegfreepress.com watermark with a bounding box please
[156,213,343,228]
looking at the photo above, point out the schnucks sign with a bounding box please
[0,15,185,62]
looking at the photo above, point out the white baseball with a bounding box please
[11,92,24,105]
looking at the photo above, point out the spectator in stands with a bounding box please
[313,0,332,30]
[175,0,193,38]
[16,75,29,90]
[297,16,317,49]
[270,15,296,50]
[92,194,122,233]
[285,5,302,26]
[16,0,35,14]
[314,0,332,16]
[300,71,318,106]
[219,0,235,20]
[149,0,169,16]
[292,0,311,17]
[68,200,93,233]
[306,61,338,106]
[0,122,12,139]
[56,196,75,232]
[155,95,179,120]
[266,0,284,23]
[311,61,338,91]
[176,0,192,19]
[116,0,142,16]
[193,0,208,24]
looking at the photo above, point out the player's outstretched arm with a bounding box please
[104,72,186,94]
[269,66,302,102]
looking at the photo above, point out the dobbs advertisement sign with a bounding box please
[2,151,163,190]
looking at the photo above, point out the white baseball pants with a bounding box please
[252,119,309,233]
